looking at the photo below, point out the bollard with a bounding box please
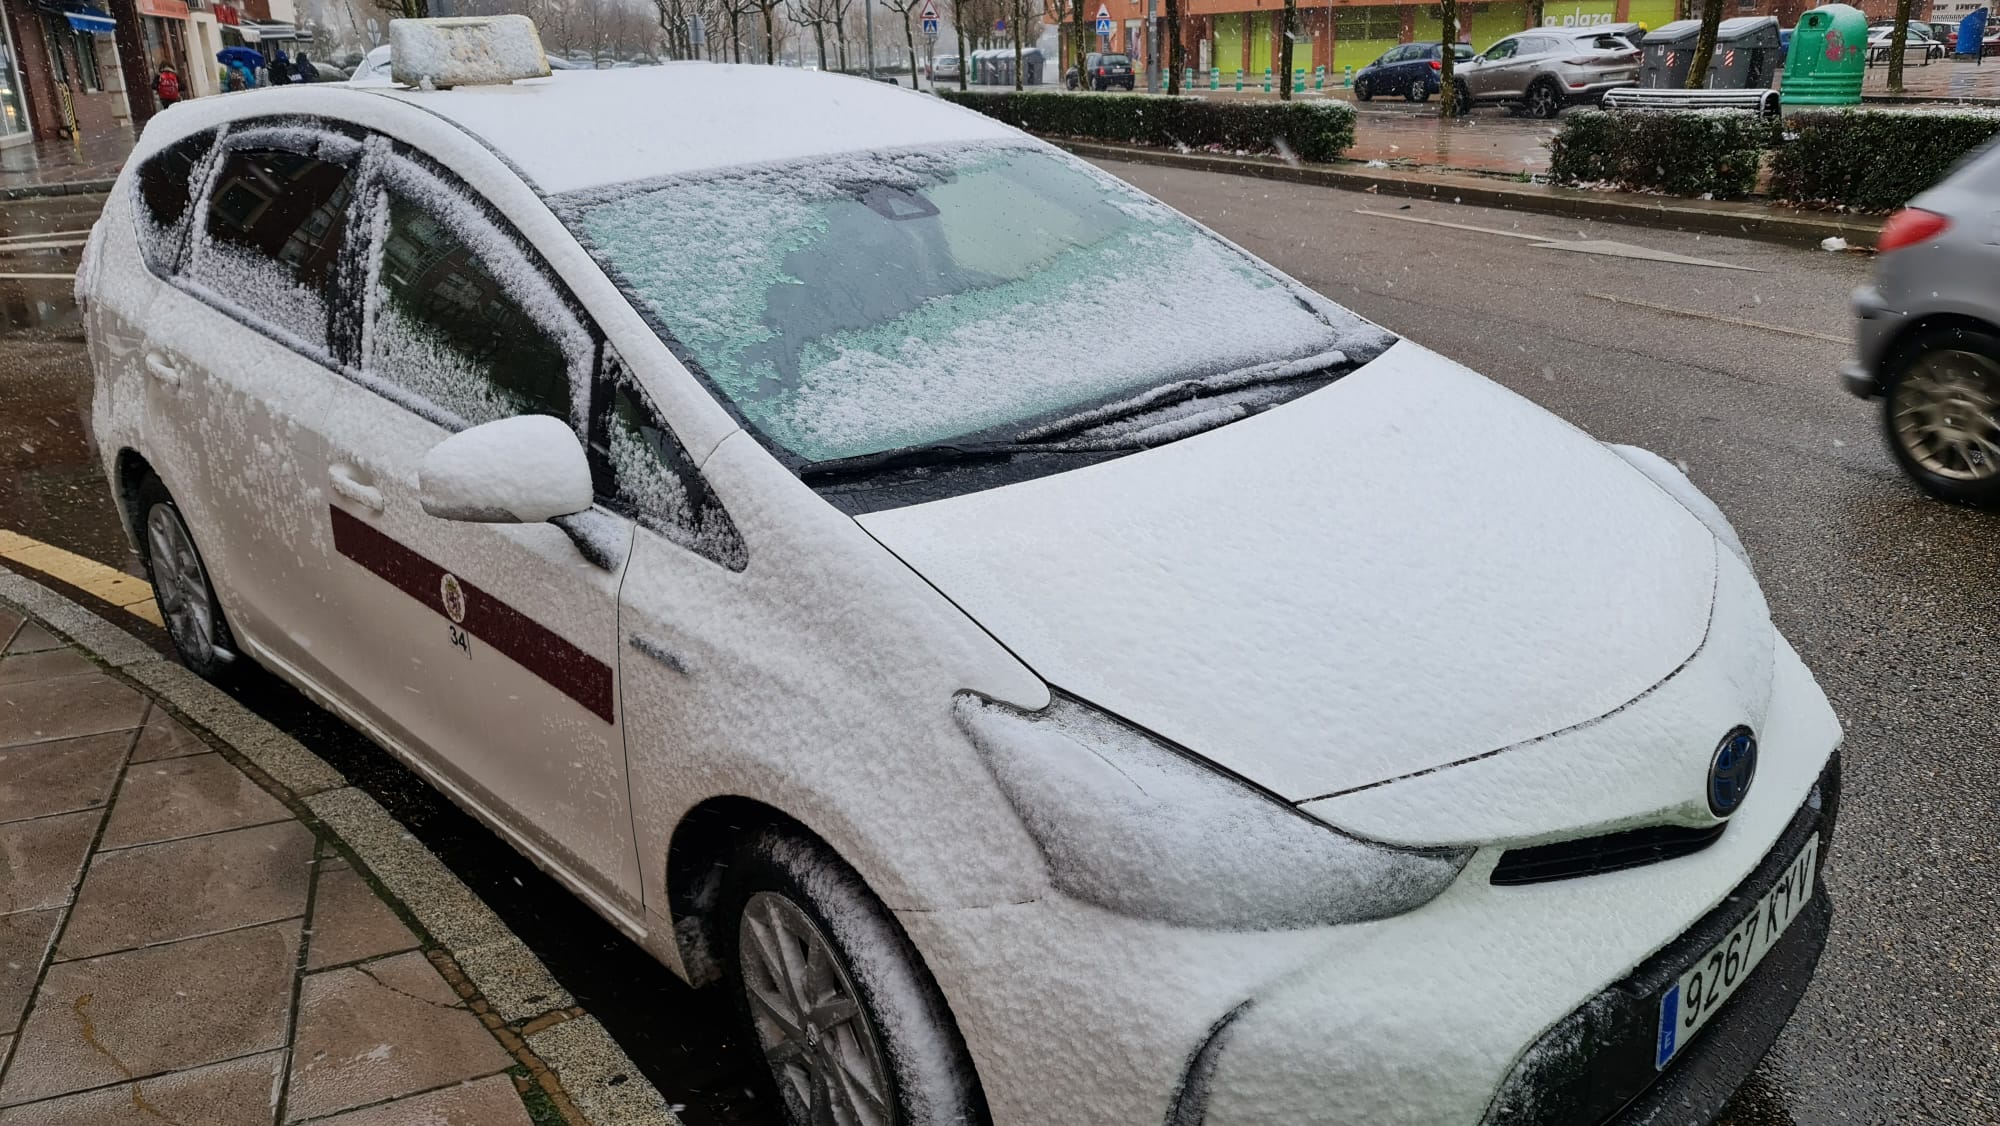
[1210,67,1219,89]
[1184,67,1193,90]
[1235,67,1244,90]
[1263,66,1271,91]
[1315,64,1325,89]
[1293,67,1304,93]
[1343,64,1353,87]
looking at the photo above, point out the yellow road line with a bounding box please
[0,529,163,627]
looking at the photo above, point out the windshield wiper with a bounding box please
[1019,346,1359,444]
[800,439,1083,483]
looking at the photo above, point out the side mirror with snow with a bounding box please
[419,415,593,523]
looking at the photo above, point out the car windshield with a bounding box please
[1100,55,1131,64]
[560,143,1386,470]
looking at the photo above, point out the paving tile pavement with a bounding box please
[0,608,546,1125]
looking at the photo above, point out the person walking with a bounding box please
[268,49,293,85]
[294,51,320,82]
[152,63,182,108]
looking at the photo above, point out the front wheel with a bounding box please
[1525,79,1562,118]
[136,475,239,680]
[1449,80,1472,115]
[1355,76,1373,101]
[1882,326,2000,507]
[1406,77,1429,102]
[722,829,986,1126]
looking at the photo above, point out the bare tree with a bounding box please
[1685,0,1723,86]
[1277,0,1295,99]
[1070,0,1086,88]
[1010,0,1023,88]
[951,0,969,86]
[884,0,923,85]
[789,0,835,67]
[1438,0,1459,114]
[1164,0,1181,92]
[1886,0,1914,92]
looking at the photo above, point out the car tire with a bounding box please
[720,828,986,1126]
[1882,326,2000,508]
[1525,78,1562,118]
[1450,80,1472,115]
[1355,76,1373,101]
[1407,77,1429,102]
[135,474,241,681]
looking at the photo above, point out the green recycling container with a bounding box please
[1782,3,1868,106]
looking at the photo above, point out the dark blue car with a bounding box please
[1355,41,1475,102]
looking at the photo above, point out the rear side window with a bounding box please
[359,165,591,436]
[187,144,355,355]
[134,130,215,270]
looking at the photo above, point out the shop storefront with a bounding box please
[0,2,33,143]
[138,0,189,92]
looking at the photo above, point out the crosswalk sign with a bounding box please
[1094,2,1112,34]
[920,0,938,37]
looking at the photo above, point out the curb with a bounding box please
[0,179,115,201]
[1057,139,1887,246]
[0,567,678,1126]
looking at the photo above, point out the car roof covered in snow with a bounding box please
[361,64,1019,195]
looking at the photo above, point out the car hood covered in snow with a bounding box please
[858,340,1749,821]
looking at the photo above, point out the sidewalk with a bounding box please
[0,589,668,1125]
[0,132,131,198]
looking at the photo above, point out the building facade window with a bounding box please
[0,5,31,141]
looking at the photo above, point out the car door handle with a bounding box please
[328,467,386,512]
[143,352,182,386]
[627,634,687,675]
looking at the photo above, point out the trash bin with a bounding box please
[1639,19,1701,88]
[1706,16,1781,88]
[1781,3,1867,107]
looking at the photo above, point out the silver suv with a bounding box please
[1842,141,2000,506]
[1451,29,1640,117]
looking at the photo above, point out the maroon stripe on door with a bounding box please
[329,506,615,723]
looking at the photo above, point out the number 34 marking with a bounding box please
[448,625,472,659]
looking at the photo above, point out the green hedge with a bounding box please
[1769,110,2000,212]
[938,90,1356,163]
[1549,110,1780,199]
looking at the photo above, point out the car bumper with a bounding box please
[1843,284,1901,399]
[903,639,1841,1126]
[1564,76,1638,99]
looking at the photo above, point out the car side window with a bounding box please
[133,129,216,271]
[186,143,355,356]
[594,354,745,570]
[1486,39,1517,60]
[362,182,579,432]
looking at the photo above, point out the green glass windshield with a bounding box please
[570,145,1368,464]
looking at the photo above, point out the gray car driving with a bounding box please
[1451,28,1640,117]
[1843,141,2000,507]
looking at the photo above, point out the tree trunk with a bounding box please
[1165,0,1182,93]
[1012,0,1024,89]
[1277,0,1295,99]
[763,3,777,62]
[1438,0,1458,114]
[1887,0,1913,91]
[953,0,969,87]
[1526,0,1542,30]
[1685,0,1724,87]
[1071,0,1086,88]
[814,23,828,68]
[904,10,920,87]
[729,7,741,61]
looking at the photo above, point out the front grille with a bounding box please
[1491,823,1727,886]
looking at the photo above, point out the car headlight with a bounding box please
[1605,443,1751,570]
[953,692,1470,930]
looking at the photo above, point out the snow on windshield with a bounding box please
[561,143,1390,465]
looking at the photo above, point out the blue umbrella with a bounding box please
[1957,8,1987,58]
[217,45,265,69]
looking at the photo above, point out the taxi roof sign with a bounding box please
[390,15,552,90]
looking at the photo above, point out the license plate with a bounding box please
[1654,833,1819,1069]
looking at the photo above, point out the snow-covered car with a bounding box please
[81,21,1842,1126]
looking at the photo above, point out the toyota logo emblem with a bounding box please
[1707,726,1758,817]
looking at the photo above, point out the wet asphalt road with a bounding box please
[3,165,1997,1125]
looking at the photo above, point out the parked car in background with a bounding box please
[1929,19,1958,47]
[1843,141,2000,506]
[1355,40,1475,102]
[1866,21,1947,63]
[932,53,961,80]
[1065,51,1135,90]
[1451,28,1639,117]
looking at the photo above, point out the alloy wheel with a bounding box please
[146,502,216,664]
[1892,350,2000,481]
[1527,82,1559,118]
[738,891,894,1126]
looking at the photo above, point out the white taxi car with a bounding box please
[82,18,1842,1126]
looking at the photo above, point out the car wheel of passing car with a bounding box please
[1355,76,1372,100]
[722,828,986,1126]
[1406,77,1428,102]
[1882,326,2000,508]
[1525,79,1561,118]
[135,475,239,680]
